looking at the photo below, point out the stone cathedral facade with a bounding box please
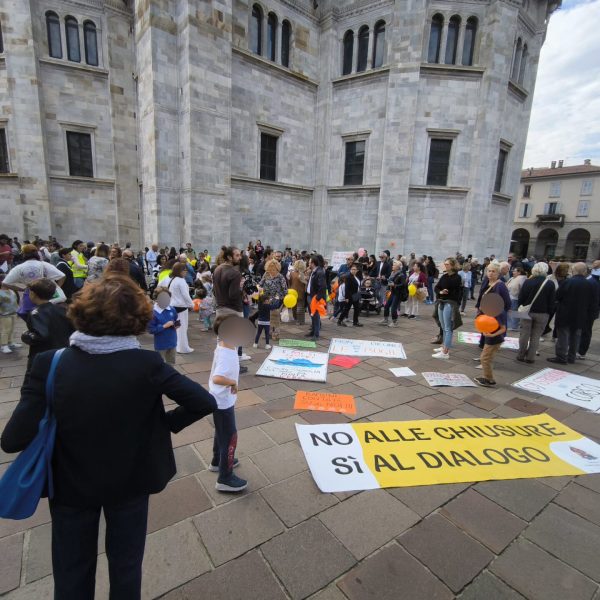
[0,0,559,258]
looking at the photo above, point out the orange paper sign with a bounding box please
[294,391,356,415]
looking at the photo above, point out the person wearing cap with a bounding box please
[578,260,600,359]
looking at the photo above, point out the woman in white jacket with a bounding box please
[164,262,195,353]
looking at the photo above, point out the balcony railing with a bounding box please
[535,213,565,227]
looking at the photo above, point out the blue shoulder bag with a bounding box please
[0,348,65,520]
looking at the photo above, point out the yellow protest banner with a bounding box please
[295,415,600,493]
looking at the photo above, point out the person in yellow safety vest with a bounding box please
[70,240,88,289]
[203,250,211,265]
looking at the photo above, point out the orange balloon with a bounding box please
[474,314,499,334]
[192,298,201,312]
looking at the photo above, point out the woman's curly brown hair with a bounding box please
[68,275,153,336]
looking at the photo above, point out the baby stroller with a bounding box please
[360,278,382,315]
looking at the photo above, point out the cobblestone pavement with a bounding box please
[1,303,600,599]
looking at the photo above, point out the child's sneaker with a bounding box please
[209,458,240,472]
[388,321,399,327]
[265,344,272,350]
[216,474,247,493]
[1,345,12,354]
[252,343,258,349]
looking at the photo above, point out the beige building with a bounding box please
[511,160,600,261]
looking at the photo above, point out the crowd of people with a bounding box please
[0,232,599,599]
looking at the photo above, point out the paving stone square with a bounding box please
[318,490,420,559]
[490,538,598,600]
[337,544,453,600]
[261,519,356,600]
[399,513,494,592]
[440,489,527,553]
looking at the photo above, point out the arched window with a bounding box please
[462,17,477,66]
[427,14,443,63]
[0,19,4,54]
[445,15,460,64]
[342,30,353,75]
[357,26,369,72]
[46,11,62,59]
[281,20,291,67]
[511,38,522,81]
[250,4,263,55]
[372,20,385,68]
[518,43,528,85]
[267,13,277,61]
[65,16,80,62]
[84,21,98,66]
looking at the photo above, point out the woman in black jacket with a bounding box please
[306,254,327,340]
[432,257,463,359]
[1,275,216,600]
[516,262,555,363]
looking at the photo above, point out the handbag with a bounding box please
[516,279,548,319]
[416,287,428,302]
[0,349,65,520]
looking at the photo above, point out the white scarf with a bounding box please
[70,331,140,354]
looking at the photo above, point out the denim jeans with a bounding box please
[212,406,238,480]
[437,301,454,349]
[427,276,435,303]
[384,294,401,320]
[50,496,149,600]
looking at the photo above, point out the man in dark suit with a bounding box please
[338,264,363,327]
[548,262,599,364]
[123,249,148,291]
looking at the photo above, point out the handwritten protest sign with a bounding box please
[422,372,477,388]
[457,331,519,350]
[329,356,361,369]
[296,416,600,492]
[279,338,317,348]
[257,347,328,382]
[329,338,406,359]
[331,251,354,272]
[294,391,356,414]
[513,369,600,413]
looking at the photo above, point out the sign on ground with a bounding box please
[296,416,600,492]
[256,347,328,382]
[328,338,406,359]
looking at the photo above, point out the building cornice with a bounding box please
[49,175,116,186]
[507,80,529,102]
[329,0,394,20]
[231,175,314,194]
[409,185,470,197]
[232,47,319,89]
[327,185,381,194]
[278,0,319,22]
[39,58,109,78]
[420,63,485,80]
[332,66,390,86]
[492,192,513,205]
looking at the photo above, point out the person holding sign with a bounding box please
[306,255,327,340]
[474,262,510,387]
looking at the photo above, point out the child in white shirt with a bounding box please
[208,315,247,492]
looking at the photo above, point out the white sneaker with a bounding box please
[388,321,399,328]
[252,343,258,349]
[433,352,449,360]
[539,337,545,342]
[8,343,22,349]
[472,357,481,362]
[239,353,252,361]
[265,344,272,350]
[434,347,443,353]
[476,364,483,369]
[1,345,12,354]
